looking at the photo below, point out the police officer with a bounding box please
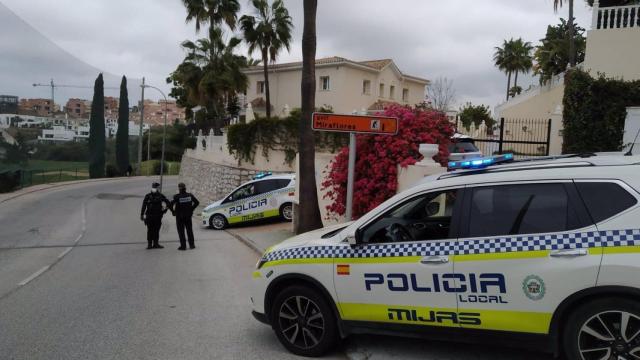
[171,183,199,251]
[140,182,171,249]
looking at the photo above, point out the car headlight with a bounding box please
[256,257,267,269]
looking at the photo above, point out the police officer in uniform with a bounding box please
[171,183,199,251]
[141,182,171,249]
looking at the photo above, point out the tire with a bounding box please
[270,285,339,357]
[563,297,640,360]
[209,214,228,230]
[280,202,293,222]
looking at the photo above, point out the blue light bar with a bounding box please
[253,171,273,180]
[448,153,514,171]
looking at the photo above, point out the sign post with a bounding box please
[312,113,398,220]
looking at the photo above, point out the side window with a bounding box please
[255,180,281,194]
[576,182,638,223]
[229,183,257,202]
[467,183,580,238]
[361,189,460,244]
[277,179,292,189]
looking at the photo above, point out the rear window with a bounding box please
[576,182,638,223]
[448,141,479,153]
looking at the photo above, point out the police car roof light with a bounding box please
[253,172,273,180]
[447,153,514,171]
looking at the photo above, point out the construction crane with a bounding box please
[32,78,118,113]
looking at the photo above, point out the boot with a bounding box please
[153,241,164,249]
[147,242,153,250]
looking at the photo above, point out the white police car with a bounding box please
[201,173,295,230]
[250,153,640,358]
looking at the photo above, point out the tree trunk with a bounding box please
[262,48,271,119]
[211,102,222,136]
[295,0,323,234]
[568,0,575,67]
[513,71,519,97]
[506,71,512,101]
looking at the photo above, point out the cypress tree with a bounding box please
[116,76,129,174]
[88,73,105,178]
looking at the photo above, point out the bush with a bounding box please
[322,105,454,219]
[105,163,119,178]
[153,160,169,175]
[0,170,21,193]
[33,142,89,162]
[563,69,640,153]
[226,107,347,165]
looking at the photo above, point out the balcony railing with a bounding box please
[592,0,640,29]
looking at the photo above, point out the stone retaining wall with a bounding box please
[178,155,285,206]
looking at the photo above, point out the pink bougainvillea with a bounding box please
[321,105,454,219]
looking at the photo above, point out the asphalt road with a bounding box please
[0,177,551,360]
[0,177,344,360]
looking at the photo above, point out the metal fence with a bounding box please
[456,118,552,159]
[0,168,89,193]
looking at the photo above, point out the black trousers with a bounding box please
[176,217,194,248]
[146,217,162,246]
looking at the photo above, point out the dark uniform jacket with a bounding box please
[141,192,171,219]
[171,192,200,218]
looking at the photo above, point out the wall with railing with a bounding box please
[592,0,640,29]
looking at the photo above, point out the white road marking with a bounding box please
[18,265,50,286]
[58,247,73,259]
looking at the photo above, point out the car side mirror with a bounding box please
[426,202,440,216]
[347,228,364,247]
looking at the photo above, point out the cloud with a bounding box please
[1,0,593,109]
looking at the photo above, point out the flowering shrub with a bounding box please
[321,105,454,219]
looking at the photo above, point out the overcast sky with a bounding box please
[1,0,593,110]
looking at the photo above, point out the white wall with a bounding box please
[624,107,640,152]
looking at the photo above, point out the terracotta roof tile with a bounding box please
[357,59,392,70]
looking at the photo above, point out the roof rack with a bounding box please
[438,160,596,180]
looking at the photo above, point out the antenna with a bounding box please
[625,126,640,156]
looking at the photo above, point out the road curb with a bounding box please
[225,229,264,255]
[0,176,156,204]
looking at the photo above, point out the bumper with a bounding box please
[252,310,269,325]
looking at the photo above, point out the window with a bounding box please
[228,183,257,202]
[362,80,371,95]
[379,83,385,97]
[257,81,265,94]
[467,183,580,238]
[389,85,395,99]
[75,109,80,114]
[402,88,409,102]
[320,76,330,91]
[576,182,638,223]
[361,189,460,244]
[256,179,285,194]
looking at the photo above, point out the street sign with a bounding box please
[312,112,399,135]
[311,112,399,221]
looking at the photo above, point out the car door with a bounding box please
[253,179,285,219]
[224,182,261,223]
[454,181,599,335]
[334,188,467,329]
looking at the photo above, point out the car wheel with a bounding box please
[209,214,227,230]
[280,203,293,222]
[563,297,640,360]
[270,285,339,357]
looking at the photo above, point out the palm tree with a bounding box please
[494,39,515,101]
[295,0,323,234]
[240,0,293,119]
[169,29,249,134]
[182,0,240,33]
[511,38,534,91]
[554,0,576,67]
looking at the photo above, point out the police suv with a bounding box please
[251,153,640,359]
[201,173,295,230]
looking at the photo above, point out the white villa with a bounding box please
[495,0,640,154]
[242,56,429,116]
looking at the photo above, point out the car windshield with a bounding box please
[448,141,479,153]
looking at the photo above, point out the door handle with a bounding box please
[420,256,449,264]
[549,248,588,258]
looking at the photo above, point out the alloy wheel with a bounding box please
[578,310,640,360]
[211,215,226,230]
[278,295,325,350]
[282,204,293,220]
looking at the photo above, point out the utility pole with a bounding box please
[137,77,145,175]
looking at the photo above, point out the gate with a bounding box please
[456,118,552,159]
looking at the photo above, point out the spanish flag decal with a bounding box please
[336,264,350,276]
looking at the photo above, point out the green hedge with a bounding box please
[563,69,640,153]
[226,109,348,165]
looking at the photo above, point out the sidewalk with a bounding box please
[225,221,293,255]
